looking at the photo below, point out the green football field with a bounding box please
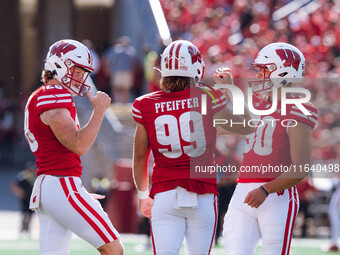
[0,237,336,255]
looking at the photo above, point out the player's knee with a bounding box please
[98,239,124,255]
[262,234,284,255]
[265,236,283,246]
[98,247,124,255]
[112,243,124,255]
[262,228,284,247]
[223,229,254,255]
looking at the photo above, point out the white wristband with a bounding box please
[137,189,149,199]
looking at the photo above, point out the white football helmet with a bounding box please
[250,42,305,94]
[44,39,94,96]
[160,40,205,83]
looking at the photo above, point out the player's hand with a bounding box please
[214,67,234,85]
[90,193,106,200]
[213,67,234,94]
[244,187,267,208]
[138,197,153,219]
[86,90,111,114]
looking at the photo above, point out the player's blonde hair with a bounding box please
[160,76,194,92]
[41,70,54,84]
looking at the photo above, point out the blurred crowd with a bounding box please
[158,0,339,240]
[159,0,340,167]
[0,87,17,165]
[1,1,338,173]
[1,0,338,178]
[0,0,339,241]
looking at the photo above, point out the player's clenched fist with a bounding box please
[213,66,234,85]
[213,66,234,95]
[86,90,111,113]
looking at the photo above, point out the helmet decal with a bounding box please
[188,45,202,64]
[50,42,76,58]
[167,42,184,70]
[275,48,301,71]
[168,43,176,70]
[164,57,169,69]
[174,42,182,70]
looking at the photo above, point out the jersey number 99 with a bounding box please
[155,112,206,158]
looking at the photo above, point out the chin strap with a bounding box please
[153,67,161,73]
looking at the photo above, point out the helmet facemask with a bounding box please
[250,63,277,95]
[60,59,91,97]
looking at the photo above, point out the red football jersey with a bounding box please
[24,84,82,177]
[238,97,318,183]
[132,87,227,198]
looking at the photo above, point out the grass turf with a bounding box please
[0,238,334,255]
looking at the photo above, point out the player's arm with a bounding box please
[213,67,254,135]
[214,105,254,135]
[133,123,151,192]
[262,121,311,193]
[40,90,110,155]
[244,121,311,208]
[132,123,153,218]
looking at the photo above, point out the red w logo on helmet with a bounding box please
[50,42,76,58]
[275,49,301,71]
[188,45,202,64]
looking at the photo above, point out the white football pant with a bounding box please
[329,186,340,246]
[37,175,119,255]
[151,188,217,255]
[223,183,299,255]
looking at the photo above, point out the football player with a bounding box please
[222,43,318,255]
[132,40,254,255]
[24,39,123,255]
[322,181,340,252]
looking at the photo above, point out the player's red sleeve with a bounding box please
[132,98,143,124]
[35,88,73,115]
[286,103,318,129]
[211,90,227,113]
